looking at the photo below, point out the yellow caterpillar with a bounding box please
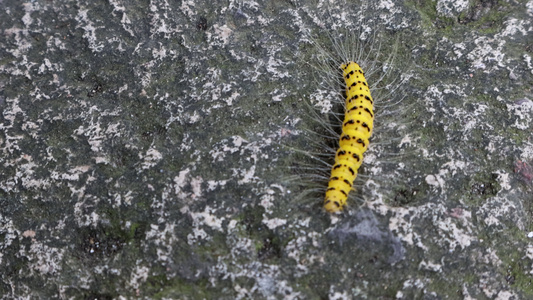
[323,61,374,213]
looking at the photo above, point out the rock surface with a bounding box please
[1,0,533,298]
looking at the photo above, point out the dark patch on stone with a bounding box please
[469,173,499,197]
[196,17,208,30]
[392,188,419,207]
[77,226,125,259]
[84,293,114,300]
[240,207,283,261]
[141,123,167,140]
[258,236,282,260]
[110,142,139,168]
[87,82,103,97]
[458,0,500,24]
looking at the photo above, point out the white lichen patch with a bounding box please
[74,206,101,227]
[108,0,135,37]
[0,96,25,156]
[259,185,286,214]
[401,278,429,292]
[171,167,203,204]
[210,135,248,161]
[374,200,475,253]
[422,84,466,122]
[73,118,123,159]
[262,217,287,230]
[501,18,530,37]
[506,97,533,130]
[436,0,469,17]
[140,145,163,169]
[234,165,258,185]
[377,0,410,29]
[37,58,63,74]
[478,271,520,299]
[435,214,474,251]
[206,179,228,191]
[217,262,301,299]
[190,206,225,232]
[477,194,524,230]
[144,223,179,263]
[226,233,256,260]
[207,24,233,47]
[284,231,321,276]
[419,260,442,272]
[110,190,134,207]
[519,141,533,160]
[310,89,335,114]
[50,165,91,181]
[0,217,18,265]
[525,54,533,74]
[329,290,351,300]
[20,239,65,276]
[494,170,511,191]
[441,160,467,177]
[265,57,290,79]
[128,261,149,290]
[453,42,467,59]
[425,173,446,191]
[208,135,273,188]
[187,206,228,244]
[466,36,506,71]
[13,156,50,190]
[75,9,105,52]
[21,2,38,27]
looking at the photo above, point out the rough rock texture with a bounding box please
[1,0,533,299]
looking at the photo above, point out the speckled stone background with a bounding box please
[1,0,533,299]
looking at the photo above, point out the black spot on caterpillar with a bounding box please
[324,61,374,213]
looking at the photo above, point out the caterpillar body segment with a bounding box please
[324,61,374,213]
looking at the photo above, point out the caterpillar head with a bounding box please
[324,199,341,213]
[324,188,346,213]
